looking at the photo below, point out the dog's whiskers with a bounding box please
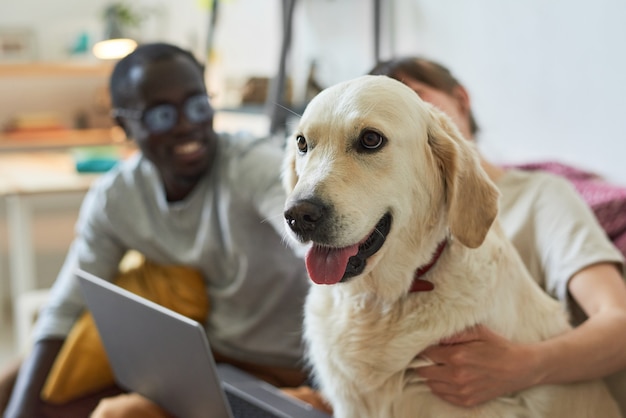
[373,227,386,240]
[272,102,302,119]
[261,211,286,226]
[262,211,302,251]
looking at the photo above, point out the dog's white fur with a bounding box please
[281,75,621,418]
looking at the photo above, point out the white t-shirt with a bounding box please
[497,169,624,325]
[498,169,626,412]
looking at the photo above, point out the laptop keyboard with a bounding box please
[225,390,285,418]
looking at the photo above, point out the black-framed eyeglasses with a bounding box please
[111,94,214,134]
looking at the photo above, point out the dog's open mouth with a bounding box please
[305,213,392,285]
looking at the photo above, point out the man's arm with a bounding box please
[3,339,64,418]
[415,262,626,407]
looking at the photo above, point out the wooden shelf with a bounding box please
[0,128,127,151]
[0,62,114,78]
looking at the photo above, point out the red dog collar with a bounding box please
[409,239,448,293]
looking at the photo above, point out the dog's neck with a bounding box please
[409,239,448,293]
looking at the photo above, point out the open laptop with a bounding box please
[76,269,331,418]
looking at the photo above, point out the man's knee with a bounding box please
[90,393,174,418]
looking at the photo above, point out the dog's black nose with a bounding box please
[284,199,326,239]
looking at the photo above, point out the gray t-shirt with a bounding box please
[33,132,310,368]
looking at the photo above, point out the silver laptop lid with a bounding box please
[77,268,233,418]
[76,269,331,418]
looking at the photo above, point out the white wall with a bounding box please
[0,0,282,120]
[1,0,624,184]
[289,0,626,184]
[0,0,210,62]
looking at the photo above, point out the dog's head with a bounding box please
[282,75,499,288]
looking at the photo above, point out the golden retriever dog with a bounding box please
[281,75,621,418]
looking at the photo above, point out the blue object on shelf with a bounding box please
[75,158,118,173]
[72,146,121,173]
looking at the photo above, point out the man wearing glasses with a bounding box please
[4,43,312,418]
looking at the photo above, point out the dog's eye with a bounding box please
[296,135,308,153]
[360,130,385,150]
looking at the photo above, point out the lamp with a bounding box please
[92,4,138,60]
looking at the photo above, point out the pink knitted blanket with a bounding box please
[510,161,626,258]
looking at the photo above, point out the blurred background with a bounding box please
[0,0,624,360]
[1,0,625,179]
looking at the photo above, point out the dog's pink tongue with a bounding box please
[305,244,359,285]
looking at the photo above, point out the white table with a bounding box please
[0,152,101,347]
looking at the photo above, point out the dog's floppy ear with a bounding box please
[281,136,299,193]
[427,108,500,248]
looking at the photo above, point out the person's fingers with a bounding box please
[419,343,460,365]
[414,363,446,380]
[281,386,334,415]
[426,380,493,407]
[440,324,489,345]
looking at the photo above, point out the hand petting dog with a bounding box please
[417,325,538,407]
